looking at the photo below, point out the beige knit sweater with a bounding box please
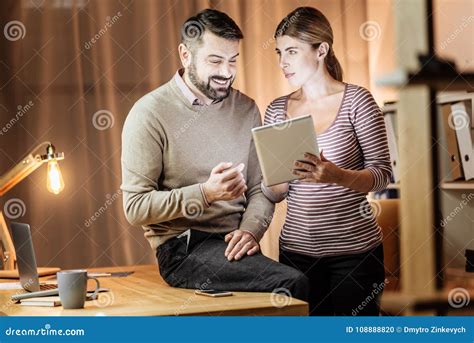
[121,77,274,252]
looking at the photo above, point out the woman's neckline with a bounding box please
[283,82,348,136]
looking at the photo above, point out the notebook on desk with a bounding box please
[20,296,61,307]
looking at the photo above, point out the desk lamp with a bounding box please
[0,141,64,277]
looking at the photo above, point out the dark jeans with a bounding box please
[156,230,309,303]
[279,244,385,316]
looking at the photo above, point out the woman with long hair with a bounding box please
[262,7,392,316]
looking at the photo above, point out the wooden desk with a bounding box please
[0,265,308,316]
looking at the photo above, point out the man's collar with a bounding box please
[174,69,203,106]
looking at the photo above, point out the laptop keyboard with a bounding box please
[39,284,57,290]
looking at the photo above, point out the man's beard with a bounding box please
[188,63,233,102]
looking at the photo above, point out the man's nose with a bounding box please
[218,63,232,79]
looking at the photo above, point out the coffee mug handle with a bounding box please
[87,274,101,300]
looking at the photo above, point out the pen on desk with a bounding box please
[87,272,112,277]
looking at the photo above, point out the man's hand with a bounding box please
[224,230,259,261]
[202,162,247,203]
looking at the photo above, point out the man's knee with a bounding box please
[279,269,310,302]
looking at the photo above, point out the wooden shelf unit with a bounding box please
[376,0,474,315]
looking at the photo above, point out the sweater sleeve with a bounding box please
[238,103,275,242]
[350,87,393,192]
[120,100,207,227]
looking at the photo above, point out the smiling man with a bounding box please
[121,9,309,301]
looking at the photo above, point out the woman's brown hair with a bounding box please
[275,7,343,82]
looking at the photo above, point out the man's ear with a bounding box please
[178,43,192,68]
[317,42,330,61]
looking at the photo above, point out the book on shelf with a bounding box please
[440,103,464,180]
[383,94,474,183]
[450,101,474,180]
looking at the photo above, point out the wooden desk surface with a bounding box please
[0,265,308,316]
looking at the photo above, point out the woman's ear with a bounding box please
[178,43,192,68]
[317,42,330,61]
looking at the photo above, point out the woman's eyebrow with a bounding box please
[275,47,299,52]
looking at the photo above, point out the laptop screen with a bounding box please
[10,222,41,292]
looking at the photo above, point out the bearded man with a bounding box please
[121,9,308,301]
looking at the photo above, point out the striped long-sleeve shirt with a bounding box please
[263,83,392,257]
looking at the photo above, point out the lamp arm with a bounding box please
[0,141,52,197]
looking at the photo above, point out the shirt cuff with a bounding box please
[199,183,211,208]
[261,183,287,203]
[238,222,267,243]
[367,166,390,192]
[240,229,259,243]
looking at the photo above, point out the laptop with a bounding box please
[10,222,59,301]
[252,114,319,186]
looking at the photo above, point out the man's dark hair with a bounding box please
[181,9,243,49]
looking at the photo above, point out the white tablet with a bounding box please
[252,115,319,186]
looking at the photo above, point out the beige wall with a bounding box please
[434,0,474,72]
[367,0,473,105]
